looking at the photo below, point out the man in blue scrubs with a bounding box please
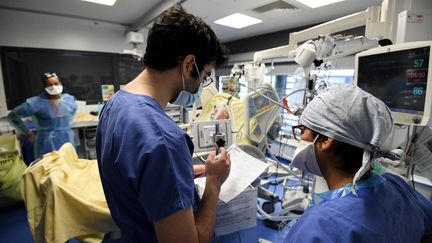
[96,5,231,243]
[285,85,432,242]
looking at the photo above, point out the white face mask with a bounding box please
[45,85,63,95]
[290,135,323,176]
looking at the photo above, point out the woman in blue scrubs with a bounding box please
[285,85,432,242]
[8,72,77,159]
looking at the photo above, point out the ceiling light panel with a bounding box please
[80,0,117,6]
[294,0,344,8]
[214,13,262,29]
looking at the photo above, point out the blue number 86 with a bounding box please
[413,87,424,96]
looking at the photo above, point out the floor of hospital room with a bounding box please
[0,202,33,243]
[0,203,85,243]
[0,201,290,243]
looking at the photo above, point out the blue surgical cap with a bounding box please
[299,84,393,191]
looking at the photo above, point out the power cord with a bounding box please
[226,91,239,106]
[194,153,206,164]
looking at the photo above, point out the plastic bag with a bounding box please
[0,134,27,207]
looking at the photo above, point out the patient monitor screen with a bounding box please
[357,46,429,115]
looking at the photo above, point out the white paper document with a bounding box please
[214,187,257,236]
[194,144,269,203]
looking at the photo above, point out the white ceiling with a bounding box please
[0,0,161,25]
[0,0,383,42]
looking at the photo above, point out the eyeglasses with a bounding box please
[291,125,305,141]
[203,76,213,88]
[201,67,214,88]
[191,60,214,88]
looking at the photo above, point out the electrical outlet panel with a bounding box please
[190,119,232,153]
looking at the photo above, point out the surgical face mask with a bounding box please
[172,63,203,107]
[290,135,323,176]
[45,85,63,95]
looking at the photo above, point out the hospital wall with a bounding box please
[0,9,147,116]
[0,9,138,52]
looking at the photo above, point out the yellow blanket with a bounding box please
[21,143,118,243]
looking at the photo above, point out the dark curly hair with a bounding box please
[143,4,228,78]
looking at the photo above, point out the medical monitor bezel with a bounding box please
[353,41,432,126]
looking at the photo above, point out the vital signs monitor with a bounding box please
[354,41,431,126]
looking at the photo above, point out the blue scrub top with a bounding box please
[8,93,77,158]
[285,173,432,243]
[96,90,198,242]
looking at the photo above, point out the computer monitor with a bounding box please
[354,41,432,126]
